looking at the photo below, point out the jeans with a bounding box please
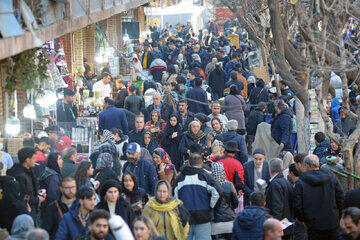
[186,222,212,240]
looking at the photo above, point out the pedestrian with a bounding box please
[143,180,190,240]
[294,154,344,240]
[312,132,331,160]
[56,88,77,135]
[121,172,149,216]
[249,78,269,106]
[61,147,77,178]
[99,97,128,134]
[124,86,145,115]
[246,102,266,152]
[262,218,284,240]
[142,131,159,154]
[185,77,211,115]
[7,214,34,240]
[161,114,183,170]
[176,100,194,132]
[8,148,46,222]
[243,148,271,206]
[208,101,228,129]
[55,186,96,240]
[271,100,293,152]
[232,191,271,240]
[224,85,247,134]
[122,143,158,196]
[114,78,128,108]
[26,229,50,240]
[128,115,147,146]
[74,161,97,191]
[144,110,167,145]
[339,207,360,240]
[211,162,238,239]
[41,177,76,239]
[93,72,112,99]
[173,154,222,240]
[146,92,173,122]
[179,121,207,161]
[133,216,160,240]
[96,179,135,227]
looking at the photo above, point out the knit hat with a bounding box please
[100,179,121,199]
[277,99,287,111]
[253,148,266,156]
[194,113,210,124]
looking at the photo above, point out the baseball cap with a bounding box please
[126,142,141,154]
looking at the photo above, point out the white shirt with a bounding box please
[93,80,111,98]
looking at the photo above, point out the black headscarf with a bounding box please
[46,152,61,174]
[163,114,183,137]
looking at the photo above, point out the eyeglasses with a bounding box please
[62,186,76,190]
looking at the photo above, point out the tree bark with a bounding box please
[295,97,310,154]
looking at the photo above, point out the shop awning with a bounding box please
[0,0,24,38]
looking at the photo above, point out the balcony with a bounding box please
[0,0,149,60]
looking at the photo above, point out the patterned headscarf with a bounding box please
[153,148,177,175]
[211,162,227,185]
[103,129,115,144]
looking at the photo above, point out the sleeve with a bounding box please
[148,164,158,196]
[238,136,248,163]
[243,167,253,197]
[293,182,304,222]
[127,206,136,229]
[4,179,28,214]
[268,183,284,220]
[280,116,291,145]
[206,174,223,208]
[46,176,60,203]
[333,176,345,211]
[99,113,105,132]
[15,175,39,205]
[179,135,188,156]
[121,111,128,134]
[54,217,69,240]
[124,97,129,111]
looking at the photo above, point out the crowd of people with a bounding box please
[1,19,360,240]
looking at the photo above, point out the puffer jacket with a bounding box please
[232,206,271,240]
[213,182,238,222]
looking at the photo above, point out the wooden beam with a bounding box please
[0,0,149,60]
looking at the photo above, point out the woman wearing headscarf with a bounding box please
[142,131,160,154]
[97,129,121,176]
[7,214,34,240]
[190,54,202,70]
[211,162,238,239]
[144,110,167,145]
[143,180,190,240]
[152,148,177,184]
[38,152,63,211]
[96,179,135,227]
[194,113,212,137]
[121,172,149,216]
[224,85,247,135]
[162,114,183,170]
[249,78,269,105]
[94,152,119,192]
[179,121,208,160]
[131,53,143,82]
[278,151,294,179]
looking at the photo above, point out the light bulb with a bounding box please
[23,104,36,119]
[5,117,21,136]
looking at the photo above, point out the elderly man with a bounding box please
[294,154,344,240]
[146,92,173,122]
[243,148,271,206]
[128,115,146,146]
[216,120,248,163]
[263,218,284,240]
[208,101,228,128]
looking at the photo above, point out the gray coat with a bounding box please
[224,94,246,130]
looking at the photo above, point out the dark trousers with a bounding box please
[307,229,338,240]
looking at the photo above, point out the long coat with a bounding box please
[224,94,246,130]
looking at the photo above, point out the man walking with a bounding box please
[99,97,128,134]
[294,154,344,240]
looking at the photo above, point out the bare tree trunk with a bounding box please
[295,97,310,154]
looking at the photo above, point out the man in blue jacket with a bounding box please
[271,100,293,152]
[174,154,222,240]
[232,191,271,240]
[99,97,128,134]
[122,143,158,196]
[186,77,211,115]
[55,186,96,240]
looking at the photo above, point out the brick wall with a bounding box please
[62,33,73,74]
[84,25,95,72]
[72,29,84,73]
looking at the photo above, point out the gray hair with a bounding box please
[192,54,201,63]
[189,120,200,128]
[269,158,283,173]
[153,92,162,100]
[304,154,319,168]
[26,229,49,240]
[62,147,77,160]
[227,120,238,131]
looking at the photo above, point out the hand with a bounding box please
[27,204,31,213]
[38,194,46,204]
[93,180,100,190]
[279,143,284,149]
[208,134,214,141]
[159,163,166,173]
[187,150,191,155]
[238,190,243,195]
[171,132,178,138]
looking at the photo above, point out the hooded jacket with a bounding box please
[7,214,34,240]
[232,206,270,240]
[294,169,344,230]
[313,139,331,160]
[330,98,341,125]
[271,108,293,151]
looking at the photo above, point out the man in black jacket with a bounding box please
[243,148,271,206]
[41,177,76,239]
[146,92,173,122]
[128,115,146,146]
[266,158,294,239]
[208,63,226,100]
[7,148,46,222]
[124,86,145,115]
[294,154,344,240]
[177,99,194,132]
[246,102,266,153]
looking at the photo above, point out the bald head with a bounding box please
[304,154,320,170]
[263,218,283,240]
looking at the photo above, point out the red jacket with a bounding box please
[215,154,244,191]
[35,150,46,162]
